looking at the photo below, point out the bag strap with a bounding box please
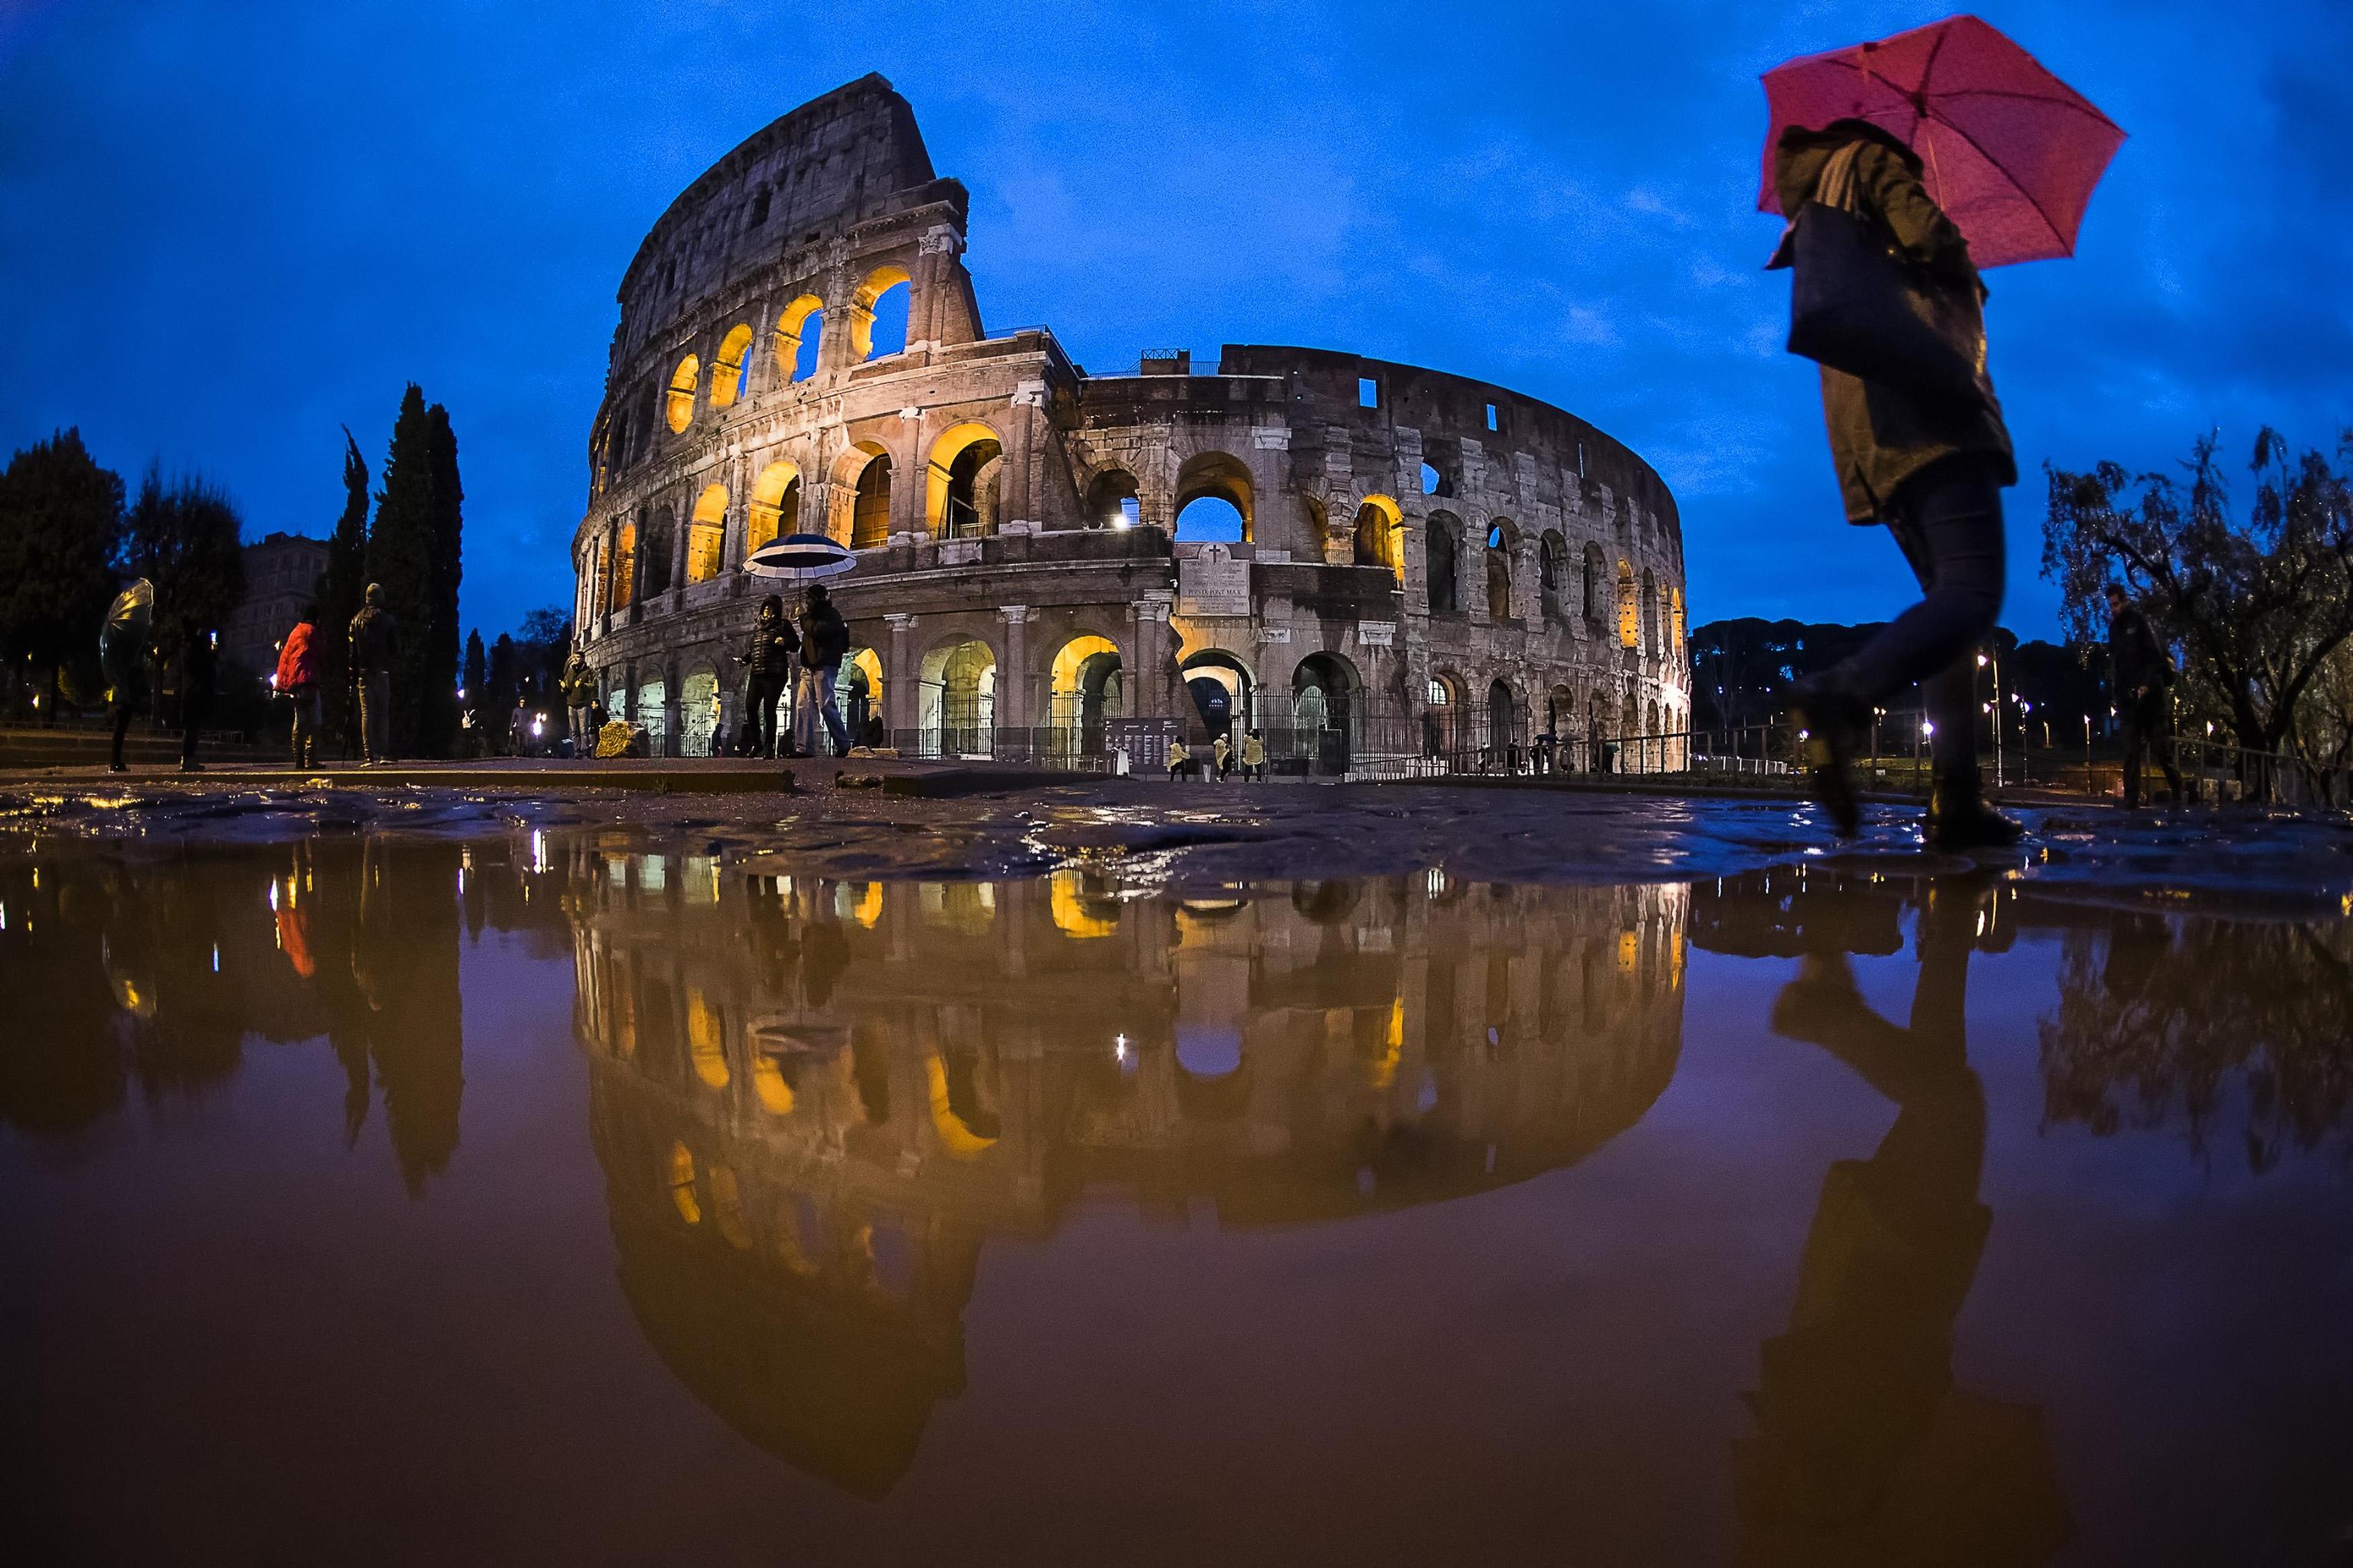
[1814,141,1864,214]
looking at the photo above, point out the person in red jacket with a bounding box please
[275,618,322,767]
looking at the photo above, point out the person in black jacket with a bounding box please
[737,596,799,758]
[793,583,852,758]
[1773,119,2021,851]
[348,584,398,765]
[2106,584,2182,808]
[178,620,217,773]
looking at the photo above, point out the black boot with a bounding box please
[1789,676,1870,837]
[1925,762,2024,851]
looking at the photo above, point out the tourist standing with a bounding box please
[2106,584,2182,808]
[349,584,398,765]
[1773,120,2020,849]
[1166,738,1190,781]
[794,583,850,759]
[1212,732,1232,781]
[738,596,799,758]
[1240,729,1266,782]
[100,579,153,774]
[561,647,598,759]
[178,621,216,774]
[275,617,322,766]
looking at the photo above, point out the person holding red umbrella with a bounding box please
[1761,15,2123,849]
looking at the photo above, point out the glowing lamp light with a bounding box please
[1975,653,1988,668]
[1921,720,1936,737]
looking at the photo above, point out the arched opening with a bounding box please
[665,356,699,434]
[1669,585,1686,655]
[610,522,637,611]
[1641,568,1660,656]
[1544,683,1575,771]
[1485,519,1516,620]
[1291,652,1358,776]
[686,484,727,583]
[680,666,720,755]
[1424,671,1468,766]
[1617,560,1639,649]
[1425,512,1461,614]
[710,323,755,408]
[851,265,912,361]
[1420,460,1452,498]
[775,294,823,384]
[1352,494,1403,579]
[636,674,667,751]
[925,423,1004,539]
[1589,690,1612,771]
[919,637,996,758]
[1174,451,1253,542]
[1539,531,1566,620]
[1086,469,1141,529]
[831,443,892,549]
[1049,634,1124,758]
[842,647,884,745]
[746,460,799,555]
[1180,650,1252,743]
[1622,694,1642,773]
[640,506,675,598]
[1487,679,1520,769]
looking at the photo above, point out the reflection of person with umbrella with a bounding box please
[1737,878,2069,1564]
[1763,17,2122,849]
[100,579,154,773]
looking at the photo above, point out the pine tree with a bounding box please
[316,430,370,751]
[423,402,463,758]
[368,386,437,758]
[0,429,125,718]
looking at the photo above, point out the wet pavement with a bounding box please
[2,792,2351,1563]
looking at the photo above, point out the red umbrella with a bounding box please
[1757,14,2125,267]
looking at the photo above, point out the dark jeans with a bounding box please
[1831,461,2006,774]
[2120,687,2182,805]
[358,670,391,762]
[745,672,787,757]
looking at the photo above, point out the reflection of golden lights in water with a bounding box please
[1049,869,1118,938]
[925,1054,997,1159]
[667,1142,700,1225]
[752,1054,794,1115]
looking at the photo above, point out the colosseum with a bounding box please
[570,75,1690,773]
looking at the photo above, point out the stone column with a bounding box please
[892,410,925,542]
[1007,381,1046,531]
[1127,591,1175,718]
[911,226,962,351]
[998,605,1032,732]
[885,613,918,738]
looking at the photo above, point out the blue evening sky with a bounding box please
[3,1,2347,642]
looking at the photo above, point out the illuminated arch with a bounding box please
[710,323,755,408]
[1352,494,1404,578]
[686,985,728,1087]
[665,355,699,434]
[685,483,727,584]
[924,421,1004,538]
[849,264,912,361]
[679,663,721,755]
[918,636,997,756]
[1049,867,1121,938]
[1617,559,1639,649]
[925,1052,997,1158]
[842,645,884,742]
[1085,468,1141,529]
[774,293,823,384]
[827,441,892,547]
[745,460,799,555]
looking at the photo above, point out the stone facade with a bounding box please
[572,75,1689,768]
[225,531,329,679]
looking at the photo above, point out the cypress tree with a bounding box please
[368,386,437,758]
[317,430,370,750]
[423,403,463,758]
[462,629,486,748]
[487,632,519,750]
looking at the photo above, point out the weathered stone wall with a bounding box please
[573,75,1689,764]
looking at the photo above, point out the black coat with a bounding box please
[743,616,800,678]
[2109,604,2172,695]
[349,605,397,676]
[800,601,849,671]
[1770,123,2016,522]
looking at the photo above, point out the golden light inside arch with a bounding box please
[848,264,911,361]
[924,421,1003,535]
[665,355,700,434]
[710,322,755,408]
[774,294,823,383]
[1353,493,1405,580]
[686,483,728,584]
[1049,633,1119,699]
[747,460,799,554]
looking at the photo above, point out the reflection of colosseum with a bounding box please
[564,846,1686,1492]
[569,75,1690,770]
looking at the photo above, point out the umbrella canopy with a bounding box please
[745,532,857,582]
[1759,14,2124,268]
[105,578,154,632]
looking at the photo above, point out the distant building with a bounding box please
[224,532,329,676]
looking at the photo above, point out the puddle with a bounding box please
[2,827,2349,1563]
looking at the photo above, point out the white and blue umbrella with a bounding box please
[745,532,857,582]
